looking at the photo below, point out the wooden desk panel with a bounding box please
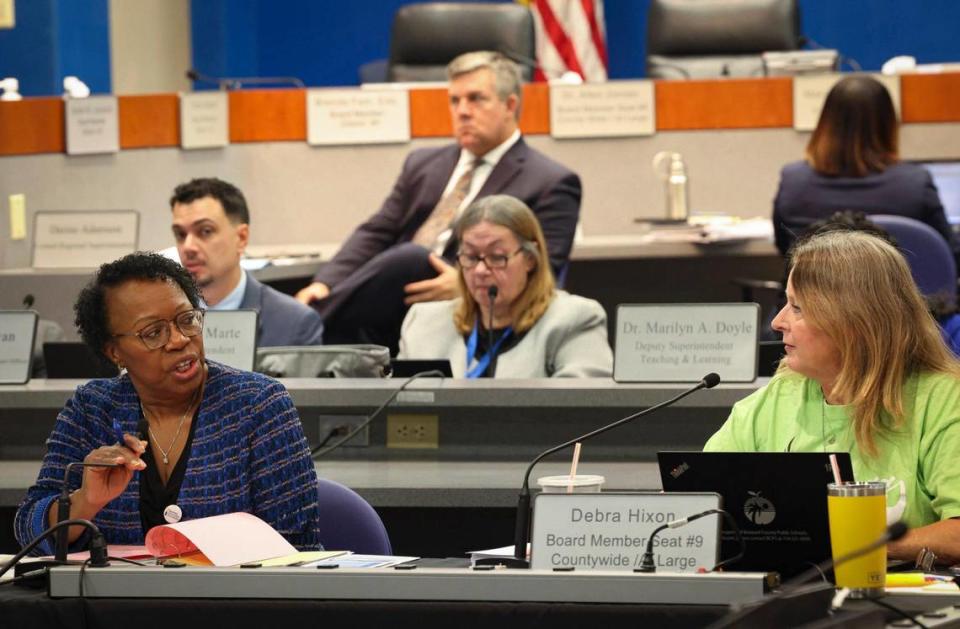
[902,73,960,123]
[0,98,65,155]
[655,78,793,130]
[229,88,306,142]
[118,94,179,148]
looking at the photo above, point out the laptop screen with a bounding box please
[919,160,960,226]
[657,451,854,578]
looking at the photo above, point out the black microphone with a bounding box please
[186,68,305,90]
[503,373,722,567]
[707,522,910,629]
[22,294,34,308]
[787,521,908,588]
[55,461,121,562]
[0,518,110,583]
[637,508,744,573]
[486,285,498,375]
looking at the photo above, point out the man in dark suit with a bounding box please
[170,178,324,347]
[295,51,581,353]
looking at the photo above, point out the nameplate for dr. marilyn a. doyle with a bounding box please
[0,310,38,384]
[550,80,655,138]
[306,88,410,145]
[530,492,721,572]
[65,96,120,155]
[180,91,229,149]
[793,73,901,132]
[614,303,759,382]
[31,210,139,269]
[203,309,258,372]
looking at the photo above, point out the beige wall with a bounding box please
[109,0,191,95]
[1,123,959,269]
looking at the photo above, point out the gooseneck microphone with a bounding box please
[486,285,498,373]
[55,461,120,562]
[505,373,722,566]
[186,68,305,90]
[0,518,110,582]
[707,522,911,629]
[637,508,744,573]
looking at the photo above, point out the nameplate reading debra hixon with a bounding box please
[530,492,721,572]
[307,88,410,145]
[614,303,760,382]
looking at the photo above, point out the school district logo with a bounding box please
[744,491,776,525]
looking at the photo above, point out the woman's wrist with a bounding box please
[70,487,106,519]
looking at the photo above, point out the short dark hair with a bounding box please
[74,252,201,364]
[169,177,250,225]
[806,75,899,177]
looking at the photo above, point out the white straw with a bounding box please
[568,442,582,494]
[829,453,843,484]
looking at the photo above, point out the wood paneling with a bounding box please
[229,89,306,143]
[0,98,65,156]
[409,88,451,137]
[901,73,960,123]
[118,94,179,148]
[408,83,551,138]
[655,78,793,130]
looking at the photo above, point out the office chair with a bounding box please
[646,0,801,79]
[870,214,958,306]
[386,2,535,82]
[316,479,393,554]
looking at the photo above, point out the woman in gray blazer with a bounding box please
[398,195,612,378]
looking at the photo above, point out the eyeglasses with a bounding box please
[113,309,205,350]
[457,249,523,270]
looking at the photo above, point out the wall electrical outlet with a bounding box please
[386,414,439,449]
[316,415,369,448]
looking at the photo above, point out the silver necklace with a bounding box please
[141,388,199,465]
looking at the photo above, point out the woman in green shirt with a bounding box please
[705,230,960,565]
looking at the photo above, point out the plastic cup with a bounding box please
[827,481,887,598]
[537,474,605,493]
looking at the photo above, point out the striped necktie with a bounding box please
[412,159,481,249]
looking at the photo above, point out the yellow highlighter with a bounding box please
[885,573,950,588]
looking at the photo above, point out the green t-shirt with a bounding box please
[704,371,960,528]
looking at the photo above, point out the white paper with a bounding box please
[145,512,296,567]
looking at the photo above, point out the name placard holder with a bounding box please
[550,81,655,139]
[180,92,229,149]
[203,309,258,371]
[530,492,721,572]
[65,96,120,155]
[0,310,38,384]
[614,303,759,382]
[306,88,410,145]
[793,73,901,132]
[31,210,139,269]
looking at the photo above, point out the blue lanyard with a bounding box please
[465,320,513,379]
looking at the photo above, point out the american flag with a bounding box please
[520,0,609,82]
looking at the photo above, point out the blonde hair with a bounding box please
[786,231,960,456]
[453,195,555,334]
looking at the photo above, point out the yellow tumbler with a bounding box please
[827,481,887,598]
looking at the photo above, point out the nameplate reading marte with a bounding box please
[203,310,258,371]
[32,210,139,269]
[180,92,229,149]
[307,88,411,145]
[0,310,37,384]
[614,303,759,382]
[530,492,721,572]
[793,73,901,132]
[65,96,119,155]
[550,81,655,139]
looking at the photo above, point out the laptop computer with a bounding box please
[757,341,785,377]
[389,359,453,378]
[657,451,854,578]
[43,342,119,379]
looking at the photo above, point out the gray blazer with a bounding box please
[398,291,613,378]
[239,272,325,347]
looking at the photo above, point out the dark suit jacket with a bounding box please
[772,161,959,264]
[313,137,581,287]
[239,272,324,347]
